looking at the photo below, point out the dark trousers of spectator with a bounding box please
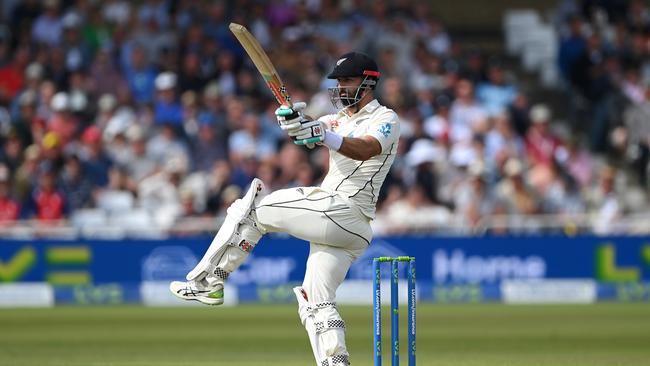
[635,143,649,188]
[588,96,613,153]
[567,85,616,153]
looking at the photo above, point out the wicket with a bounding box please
[373,256,416,366]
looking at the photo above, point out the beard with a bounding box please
[340,95,356,106]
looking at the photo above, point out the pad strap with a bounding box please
[314,318,345,334]
[305,301,337,313]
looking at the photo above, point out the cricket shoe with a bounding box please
[169,280,224,305]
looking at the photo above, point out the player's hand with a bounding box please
[275,102,307,133]
[288,119,327,146]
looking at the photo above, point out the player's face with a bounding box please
[328,76,368,109]
[336,77,363,97]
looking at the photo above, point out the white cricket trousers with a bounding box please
[256,186,371,302]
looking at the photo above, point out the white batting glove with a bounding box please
[275,102,308,133]
[288,119,328,146]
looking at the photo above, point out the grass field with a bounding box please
[1,303,649,366]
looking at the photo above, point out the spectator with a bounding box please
[180,90,200,138]
[61,11,90,72]
[102,164,136,197]
[58,153,93,211]
[620,66,645,104]
[123,43,157,104]
[476,61,517,116]
[124,125,157,182]
[622,87,650,186]
[153,71,183,126]
[229,150,259,191]
[203,160,233,215]
[47,92,78,146]
[138,155,186,227]
[449,78,487,144]
[79,126,113,188]
[452,162,495,228]
[569,33,616,152]
[485,112,526,174]
[588,165,623,235]
[13,144,40,204]
[178,52,206,94]
[12,90,38,147]
[89,47,128,97]
[0,163,20,223]
[26,162,66,221]
[213,51,237,97]
[423,94,453,147]
[0,46,29,104]
[10,0,41,38]
[425,18,451,56]
[40,131,64,173]
[31,0,62,46]
[95,94,119,132]
[228,112,277,164]
[191,116,227,173]
[11,61,43,120]
[525,104,564,168]
[275,142,309,187]
[377,183,452,234]
[495,158,540,216]
[559,137,595,189]
[102,0,131,26]
[558,14,587,81]
[146,122,189,167]
[508,92,531,137]
[82,4,112,54]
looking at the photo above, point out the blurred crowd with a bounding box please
[0,0,648,236]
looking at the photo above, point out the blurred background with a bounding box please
[0,0,649,238]
[1,1,649,365]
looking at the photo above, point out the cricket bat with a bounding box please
[229,22,292,108]
[229,22,318,146]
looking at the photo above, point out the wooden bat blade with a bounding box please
[229,22,292,107]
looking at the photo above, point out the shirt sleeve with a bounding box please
[365,110,400,154]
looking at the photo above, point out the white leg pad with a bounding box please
[293,287,350,366]
[186,178,265,281]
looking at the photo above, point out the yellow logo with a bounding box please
[0,247,36,282]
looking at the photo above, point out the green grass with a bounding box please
[0,303,649,366]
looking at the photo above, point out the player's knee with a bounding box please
[254,203,277,231]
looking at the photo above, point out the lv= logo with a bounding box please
[0,245,92,285]
[596,243,650,282]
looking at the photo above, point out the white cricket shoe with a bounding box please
[169,280,224,306]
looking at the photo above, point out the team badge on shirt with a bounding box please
[378,123,392,138]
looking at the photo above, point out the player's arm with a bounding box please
[286,121,381,161]
[276,104,396,160]
[336,135,381,161]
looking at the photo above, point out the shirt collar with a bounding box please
[339,99,380,118]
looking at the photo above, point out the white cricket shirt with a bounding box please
[319,99,400,219]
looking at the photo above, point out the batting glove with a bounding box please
[288,119,328,146]
[275,102,308,133]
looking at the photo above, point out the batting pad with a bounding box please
[186,179,264,281]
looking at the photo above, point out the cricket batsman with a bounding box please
[170,52,400,366]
